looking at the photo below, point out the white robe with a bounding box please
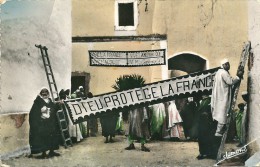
[168,101,183,138]
[66,108,83,141]
[211,68,240,124]
[168,101,183,127]
[241,103,247,144]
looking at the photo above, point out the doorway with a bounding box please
[71,72,90,96]
[168,53,207,74]
[167,52,208,140]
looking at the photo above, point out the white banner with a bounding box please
[89,49,166,66]
[65,68,220,124]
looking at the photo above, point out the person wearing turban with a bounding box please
[210,58,244,157]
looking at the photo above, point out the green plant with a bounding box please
[112,74,146,121]
[112,74,146,91]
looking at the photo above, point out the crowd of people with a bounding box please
[28,58,247,160]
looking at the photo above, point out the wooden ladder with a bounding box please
[35,44,73,148]
[216,41,251,164]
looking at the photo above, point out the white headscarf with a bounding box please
[39,87,50,103]
[188,97,193,102]
[79,86,83,89]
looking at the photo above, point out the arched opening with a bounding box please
[167,52,208,141]
[168,53,207,74]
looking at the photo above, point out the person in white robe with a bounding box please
[67,113,83,142]
[125,107,151,152]
[168,101,183,140]
[211,58,244,136]
[64,90,83,142]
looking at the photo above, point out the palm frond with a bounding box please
[112,74,146,91]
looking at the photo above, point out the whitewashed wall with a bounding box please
[248,0,260,152]
[0,0,72,114]
[0,0,71,159]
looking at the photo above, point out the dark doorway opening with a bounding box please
[71,76,85,93]
[168,53,207,74]
[71,72,90,96]
[167,53,207,141]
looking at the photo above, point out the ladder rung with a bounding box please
[37,44,73,148]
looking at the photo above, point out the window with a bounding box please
[115,0,138,31]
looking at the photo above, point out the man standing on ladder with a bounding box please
[211,58,244,157]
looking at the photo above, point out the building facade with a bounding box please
[72,0,248,95]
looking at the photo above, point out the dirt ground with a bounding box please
[2,131,244,167]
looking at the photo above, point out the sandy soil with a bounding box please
[2,131,243,167]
